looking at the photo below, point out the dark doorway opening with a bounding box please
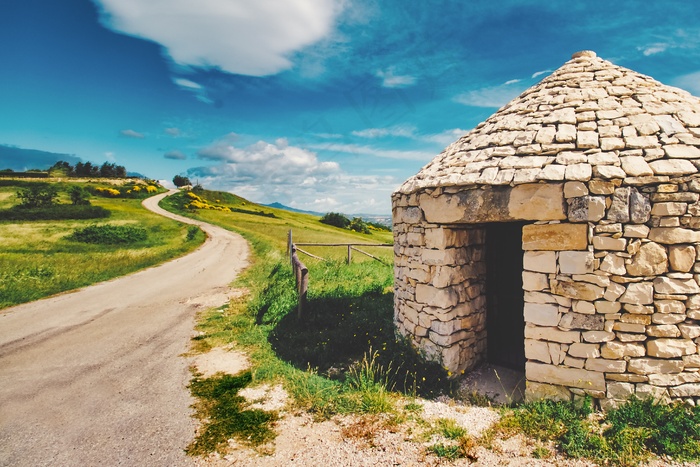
[485,222,526,371]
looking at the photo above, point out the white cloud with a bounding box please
[531,69,551,79]
[104,151,116,161]
[172,77,213,103]
[165,127,181,136]
[119,129,145,138]
[672,70,700,97]
[424,128,469,146]
[187,137,396,214]
[504,79,521,85]
[309,142,433,161]
[639,43,669,56]
[454,80,526,108]
[376,68,416,88]
[93,0,342,76]
[352,125,416,139]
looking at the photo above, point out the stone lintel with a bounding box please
[522,223,589,250]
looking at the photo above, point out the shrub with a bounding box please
[16,184,58,208]
[69,185,91,205]
[320,212,350,228]
[68,224,148,244]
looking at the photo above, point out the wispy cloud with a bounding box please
[423,128,469,146]
[531,70,551,78]
[119,129,145,139]
[639,43,669,56]
[164,150,187,160]
[352,125,416,139]
[93,0,342,76]
[454,79,527,108]
[172,78,212,103]
[672,70,700,97]
[309,142,432,161]
[376,68,416,88]
[165,127,181,137]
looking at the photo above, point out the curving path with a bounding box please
[0,190,250,466]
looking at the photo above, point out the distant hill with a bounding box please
[264,202,391,227]
[263,202,324,217]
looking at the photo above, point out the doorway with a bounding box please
[485,222,526,371]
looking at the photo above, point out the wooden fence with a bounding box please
[287,229,392,318]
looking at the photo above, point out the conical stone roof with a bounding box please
[397,51,700,195]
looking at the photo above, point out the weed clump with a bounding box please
[68,224,148,244]
[187,371,278,456]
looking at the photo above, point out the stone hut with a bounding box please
[392,51,700,406]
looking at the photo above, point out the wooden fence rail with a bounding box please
[287,229,392,318]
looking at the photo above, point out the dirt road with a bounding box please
[0,191,249,466]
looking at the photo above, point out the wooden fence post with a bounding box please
[298,266,308,320]
[347,244,352,265]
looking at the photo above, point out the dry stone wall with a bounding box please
[393,175,700,407]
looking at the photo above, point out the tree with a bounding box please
[173,175,191,187]
[320,212,350,229]
[349,217,370,234]
[69,185,91,205]
[16,185,58,208]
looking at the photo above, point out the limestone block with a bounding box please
[652,202,688,217]
[564,356,585,369]
[628,358,684,375]
[595,166,627,180]
[600,253,626,275]
[524,303,560,326]
[422,248,467,266]
[679,324,700,340]
[524,324,580,344]
[567,196,606,222]
[620,156,654,176]
[589,179,615,195]
[683,354,700,368]
[556,124,577,143]
[626,242,668,276]
[525,339,551,363]
[585,358,627,373]
[608,187,631,223]
[553,280,605,301]
[415,284,459,309]
[582,330,616,343]
[508,184,567,220]
[524,291,557,304]
[626,135,661,149]
[559,312,604,331]
[636,384,670,401]
[649,227,700,244]
[524,381,572,402]
[601,137,626,151]
[631,190,652,224]
[649,159,698,176]
[605,282,627,301]
[654,276,700,295]
[573,300,596,314]
[624,225,650,238]
[613,322,646,333]
[559,251,594,274]
[647,338,697,358]
[573,274,610,287]
[669,245,696,272]
[523,271,549,291]
[655,300,686,314]
[577,131,599,149]
[564,181,588,198]
[648,372,700,387]
[620,313,651,325]
[556,151,586,165]
[595,301,622,314]
[522,224,588,251]
[568,342,600,359]
[548,342,566,365]
[620,282,654,304]
[617,333,648,342]
[593,236,627,251]
[647,325,681,338]
[601,342,646,359]
[523,251,557,273]
[526,362,606,391]
[395,206,423,224]
[565,163,593,181]
[607,382,635,399]
[652,313,685,325]
[664,144,700,159]
[669,384,700,397]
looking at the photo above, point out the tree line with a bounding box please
[49,160,127,178]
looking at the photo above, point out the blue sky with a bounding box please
[2,0,700,214]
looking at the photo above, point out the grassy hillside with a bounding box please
[0,179,205,309]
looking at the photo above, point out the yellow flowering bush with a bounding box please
[94,187,121,197]
[145,185,158,193]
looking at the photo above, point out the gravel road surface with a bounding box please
[0,190,249,466]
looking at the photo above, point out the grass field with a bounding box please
[0,179,205,309]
